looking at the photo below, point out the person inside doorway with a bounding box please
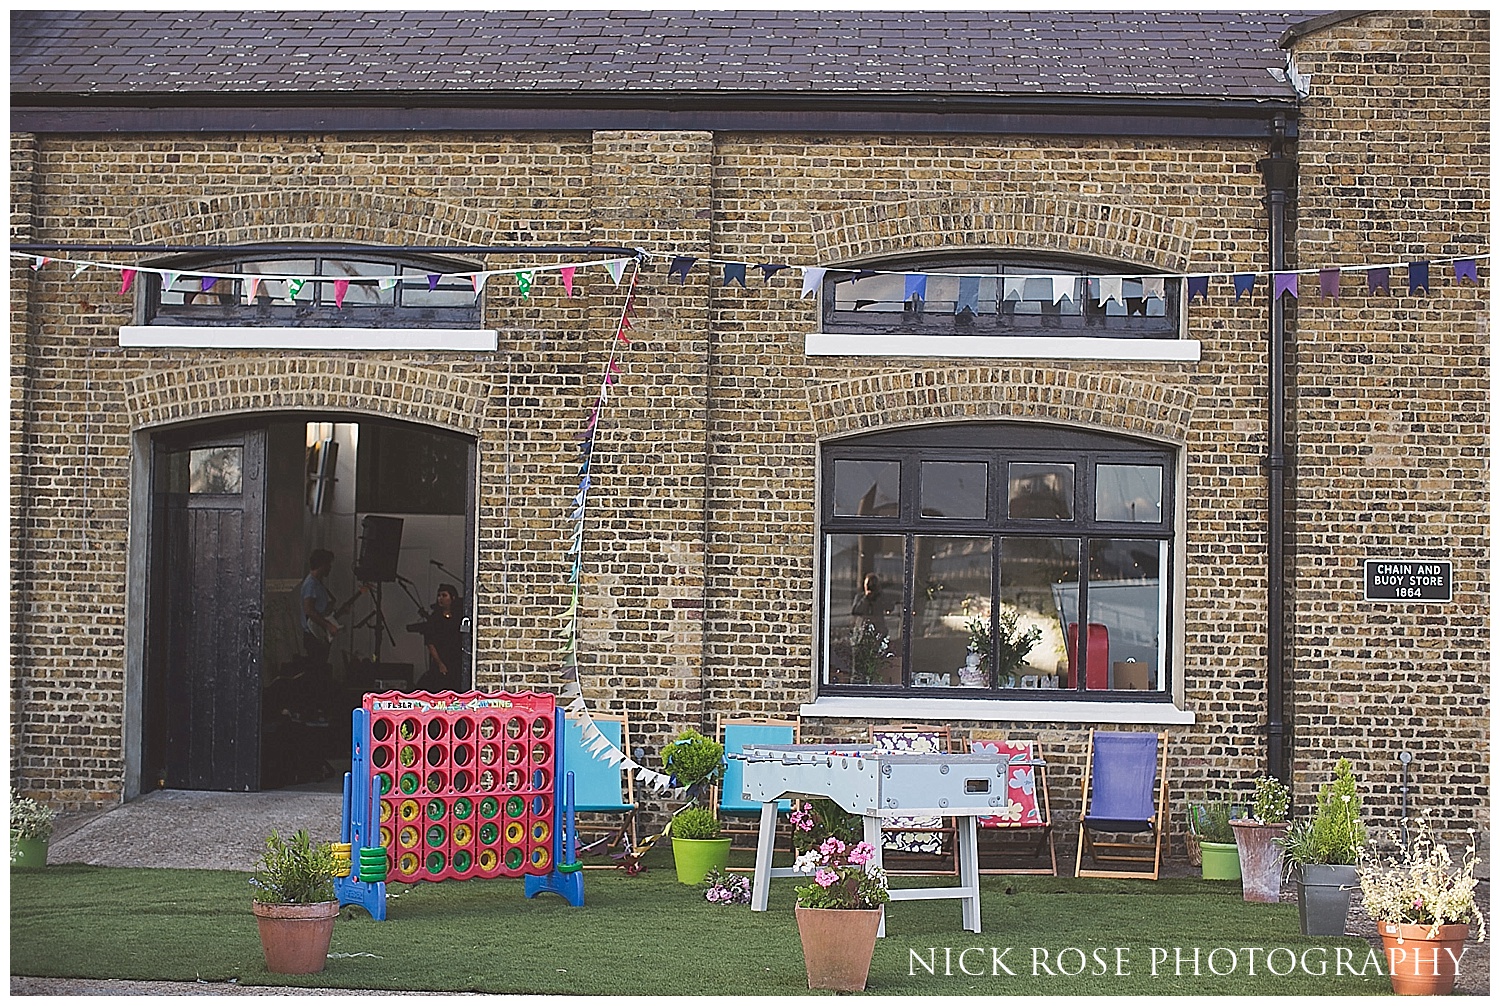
[300,548,340,672]
[415,583,466,692]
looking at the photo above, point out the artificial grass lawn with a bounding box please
[11,850,1390,996]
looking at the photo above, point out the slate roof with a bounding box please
[12,10,1318,102]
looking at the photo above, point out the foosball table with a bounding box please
[737,743,1013,934]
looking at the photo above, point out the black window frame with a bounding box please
[819,422,1177,701]
[140,253,483,328]
[820,253,1182,339]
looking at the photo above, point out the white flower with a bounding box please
[793,850,820,874]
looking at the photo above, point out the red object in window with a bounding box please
[1066,623,1110,690]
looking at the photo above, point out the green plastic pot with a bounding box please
[1198,840,1241,881]
[11,837,48,870]
[671,837,732,885]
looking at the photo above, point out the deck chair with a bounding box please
[1074,730,1168,880]
[869,725,959,875]
[970,739,1058,876]
[717,716,800,853]
[562,712,638,866]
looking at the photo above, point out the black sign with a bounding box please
[1364,559,1452,602]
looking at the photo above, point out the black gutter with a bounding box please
[11,243,644,259]
[10,92,1300,138]
[1258,114,1294,784]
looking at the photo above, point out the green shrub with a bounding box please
[661,728,726,795]
[250,829,337,904]
[1190,802,1236,844]
[1283,758,1366,867]
[10,792,55,843]
[671,806,722,840]
[1247,776,1290,824]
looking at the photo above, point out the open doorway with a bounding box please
[142,414,475,793]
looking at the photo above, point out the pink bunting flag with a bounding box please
[119,269,137,295]
[561,266,576,298]
[333,279,349,308]
[244,276,262,304]
[31,256,50,271]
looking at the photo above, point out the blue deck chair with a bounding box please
[717,717,799,850]
[563,712,638,863]
[1074,730,1169,880]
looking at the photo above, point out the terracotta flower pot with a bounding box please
[1230,820,1288,903]
[795,905,883,991]
[252,901,339,974]
[1378,921,1469,996]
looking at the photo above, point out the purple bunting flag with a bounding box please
[1233,274,1256,301]
[201,276,217,292]
[427,274,442,292]
[1407,261,1430,295]
[1186,276,1209,303]
[1367,267,1391,295]
[1273,273,1298,300]
[1318,267,1340,301]
[1454,259,1478,284]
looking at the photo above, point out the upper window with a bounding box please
[820,422,1175,701]
[820,255,1180,339]
[141,255,481,328]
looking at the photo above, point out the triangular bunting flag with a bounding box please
[517,271,534,299]
[1001,278,1024,302]
[1367,268,1391,295]
[1318,267,1340,300]
[1049,276,1073,304]
[244,276,261,304]
[378,276,399,291]
[1454,259,1479,284]
[30,257,50,271]
[903,274,927,303]
[566,695,588,713]
[604,259,626,286]
[723,263,747,288]
[800,267,827,298]
[1407,261,1430,295]
[201,276,218,292]
[955,276,980,315]
[1233,274,1256,301]
[1186,276,1209,303]
[1141,276,1165,301]
[286,278,305,300]
[428,274,442,292]
[333,279,350,308]
[72,262,90,278]
[119,269,137,295]
[1273,273,1298,300]
[471,274,488,297]
[757,263,788,281]
[561,266,576,297]
[668,256,696,283]
[1098,276,1124,307]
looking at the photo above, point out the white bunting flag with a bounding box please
[800,267,827,298]
[1142,276,1166,301]
[72,262,91,278]
[1049,276,1074,304]
[604,259,626,286]
[1098,276,1123,306]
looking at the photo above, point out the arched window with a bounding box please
[820,422,1176,701]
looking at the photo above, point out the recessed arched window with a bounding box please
[820,422,1176,700]
[821,254,1181,339]
[140,254,482,328]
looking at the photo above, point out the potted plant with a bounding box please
[1282,757,1367,935]
[10,792,56,870]
[1230,775,1291,903]
[250,829,341,975]
[662,728,729,885]
[1359,816,1485,996]
[1189,801,1241,881]
[792,829,890,991]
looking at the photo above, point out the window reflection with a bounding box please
[1000,537,1079,690]
[825,533,904,687]
[1008,462,1075,520]
[833,460,900,518]
[920,461,986,519]
[1086,539,1165,691]
[1096,464,1163,523]
[910,536,991,688]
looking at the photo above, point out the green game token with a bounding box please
[505,847,524,870]
[479,822,498,844]
[427,823,447,846]
[453,850,473,872]
[399,772,419,794]
[479,796,499,818]
[426,851,446,874]
[453,797,473,820]
[427,798,446,821]
[506,796,524,818]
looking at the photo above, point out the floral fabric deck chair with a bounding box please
[970,739,1058,876]
[868,725,958,875]
[1074,729,1169,880]
[717,716,800,851]
[562,712,638,865]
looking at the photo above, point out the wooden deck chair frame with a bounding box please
[1074,729,1169,881]
[563,710,638,868]
[970,739,1059,877]
[715,715,801,858]
[868,724,960,877]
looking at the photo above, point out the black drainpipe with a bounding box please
[1259,114,1294,783]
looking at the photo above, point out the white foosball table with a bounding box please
[737,743,1012,934]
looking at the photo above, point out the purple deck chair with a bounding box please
[1074,730,1169,880]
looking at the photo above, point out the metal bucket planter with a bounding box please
[1294,864,1358,935]
[1198,840,1241,881]
[1230,820,1289,903]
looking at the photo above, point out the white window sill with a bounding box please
[119,326,498,351]
[799,694,1196,726]
[804,333,1201,362]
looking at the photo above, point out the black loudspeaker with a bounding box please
[354,515,404,582]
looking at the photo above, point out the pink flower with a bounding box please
[819,837,846,857]
[848,842,874,865]
[815,868,839,888]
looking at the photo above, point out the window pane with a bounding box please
[1008,462,1075,520]
[1096,464,1163,523]
[188,446,243,494]
[910,536,991,688]
[824,534,904,687]
[402,266,479,308]
[1000,537,1079,690]
[920,461,986,519]
[833,273,906,314]
[1087,539,1166,692]
[833,460,899,517]
[318,259,396,306]
[243,259,316,304]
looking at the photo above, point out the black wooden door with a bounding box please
[147,428,266,790]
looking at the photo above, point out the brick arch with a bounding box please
[123,357,488,433]
[126,188,508,253]
[811,194,1196,273]
[806,366,1196,444]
